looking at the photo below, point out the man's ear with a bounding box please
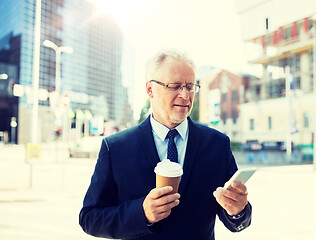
[146,81,154,98]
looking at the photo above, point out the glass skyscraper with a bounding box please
[0,0,134,144]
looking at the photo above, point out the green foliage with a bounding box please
[190,96,199,122]
[230,141,242,150]
[138,98,151,124]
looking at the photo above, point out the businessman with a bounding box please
[79,49,252,240]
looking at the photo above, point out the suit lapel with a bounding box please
[137,116,161,169]
[137,116,201,195]
[178,118,201,195]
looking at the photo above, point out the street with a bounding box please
[1,144,316,240]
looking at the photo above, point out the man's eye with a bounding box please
[186,85,194,91]
[187,85,194,91]
[170,84,181,90]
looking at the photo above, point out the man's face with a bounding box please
[146,58,196,129]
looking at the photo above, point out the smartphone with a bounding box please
[223,168,257,190]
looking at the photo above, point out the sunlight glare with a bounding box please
[87,0,151,30]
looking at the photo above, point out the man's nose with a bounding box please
[178,86,190,99]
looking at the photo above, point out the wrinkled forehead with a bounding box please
[162,59,195,80]
[161,56,195,72]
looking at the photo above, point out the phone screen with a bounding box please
[223,168,257,189]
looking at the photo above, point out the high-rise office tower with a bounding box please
[0,0,134,144]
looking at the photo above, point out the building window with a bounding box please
[265,78,285,98]
[222,93,227,102]
[283,27,292,41]
[250,118,254,131]
[232,110,238,124]
[268,116,272,130]
[309,50,314,91]
[232,90,238,102]
[295,76,301,89]
[304,113,309,128]
[222,112,227,125]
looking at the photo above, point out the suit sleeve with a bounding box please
[217,202,252,232]
[216,136,252,232]
[79,139,153,239]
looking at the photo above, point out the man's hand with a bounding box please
[213,181,248,216]
[143,186,180,224]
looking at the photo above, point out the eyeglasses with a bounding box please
[150,80,200,93]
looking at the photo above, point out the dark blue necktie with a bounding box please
[166,129,178,163]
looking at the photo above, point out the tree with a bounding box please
[138,98,151,124]
[190,95,199,122]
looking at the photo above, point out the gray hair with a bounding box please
[145,49,196,81]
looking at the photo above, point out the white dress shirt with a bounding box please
[150,114,189,167]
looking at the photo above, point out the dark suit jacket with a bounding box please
[79,117,252,240]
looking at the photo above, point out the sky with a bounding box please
[88,0,251,120]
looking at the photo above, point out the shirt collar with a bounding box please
[150,114,188,141]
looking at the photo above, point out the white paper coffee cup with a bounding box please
[154,159,183,194]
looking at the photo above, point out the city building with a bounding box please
[0,62,19,143]
[199,69,249,142]
[0,0,134,144]
[237,0,316,148]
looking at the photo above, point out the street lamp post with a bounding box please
[285,66,292,160]
[43,40,73,95]
[43,40,73,141]
[31,0,41,145]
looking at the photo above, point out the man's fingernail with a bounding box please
[232,181,239,187]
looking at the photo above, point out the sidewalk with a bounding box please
[0,142,77,189]
[0,144,97,240]
[216,164,316,240]
[1,144,316,239]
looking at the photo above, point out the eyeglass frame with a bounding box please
[150,80,200,93]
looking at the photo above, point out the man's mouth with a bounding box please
[174,104,189,108]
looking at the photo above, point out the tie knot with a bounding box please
[167,129,178,140]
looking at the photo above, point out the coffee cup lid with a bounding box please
[154,159,183,177]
